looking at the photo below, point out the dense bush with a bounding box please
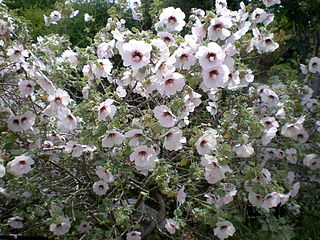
[0,0,319,239]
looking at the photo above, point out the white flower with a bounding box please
[77,221,92,233]
[309,57,320,73]
[48,88,71,111]
[208,17,232,41]
[251,8,268,23]
[116,86,127,97]
[50,11,61,23]
[125,129,144,146]
[263,0,281,7]
[173,47,196,70]
[69,10,79,18]
[196,42,226,70]
[234,144,254,158]
[177,185,186,204]
[0,164,5,178]
[97,40,115,59]
[7,155,34,177]
[57,108,77,132]
[154,105,177,128]
[8,216,24,229]
[96,166,115,182]
[248,191,263,207]
[261,192,282,211]
[260,88,279,106]
[215,188,237,207]
[157,72,185,96]
[98,99,117,121]
[92,59,113,78]
[201,155,231,184]
[202,64,230,89]
[196,129,218,155]
[165,218,180,234]
[19,80,35,97]
[84,13,92,22]
[214,221,236,240]
[49,216,71,235]
[156,7,186,32]
[126,231,142,240]
[121,40,151,69]
[7,44,29,62]
[92,180,109,195]
[130,145,157,173]
[102,130,125,148]
[163,127,186,151]
[19,111,35,131]
[206,102,218,116]
[61,50,78,68]
[259,35,279,53]
[303,154,320,170]
[286,148,297,164]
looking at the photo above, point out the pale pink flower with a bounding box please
[263,0,281,7]
[215,188,237,207]
[286,148,297,164]
[196,129,218,155]
[173,47,196,70]
[156,7,186,32]
[214,221,236,240]
[196,42,226,70]
[126,231,142,240]
[158,72,185,96]
[48,88,71,109]
[309,57,320,73]
[77,221,92,233]
[0,164,5,178]
[251,8,268,23]
[92,181,109,195]
[97,40,115,59]
[7,44,29,62]
[50,11,61,23]
[61,50,78,68]
[125,129,144,146]
[57,108,77,132]
[206,102,218,116]
[260,117,279,130]
[19,80,35,97]
[208,17,232,41]
[69,10,79,18]
[84,13,92,22]
[95,166,115,182]
[154,105,177,128]
[163,127,186,151]
[8,216,24,229]
[234,144,254,158]
[49,217,71,236]
[260,88,279,106]
[201,155,231,184]
[121,40,151,69]
[157,32,175,44]
[303,154,320,170]
[177,185,186,204]
[165,218,180,234]
[7,155,34,177]
[19,111,35,131]
[92,59,113,78]
[261,192,282,211]
[202,64,230,89]
[102,130,125,148]
[129,145,157,173]
[98,99,117,121]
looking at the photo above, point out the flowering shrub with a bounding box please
[0,0,319,239]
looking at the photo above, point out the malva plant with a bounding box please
[0,0,319,239]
